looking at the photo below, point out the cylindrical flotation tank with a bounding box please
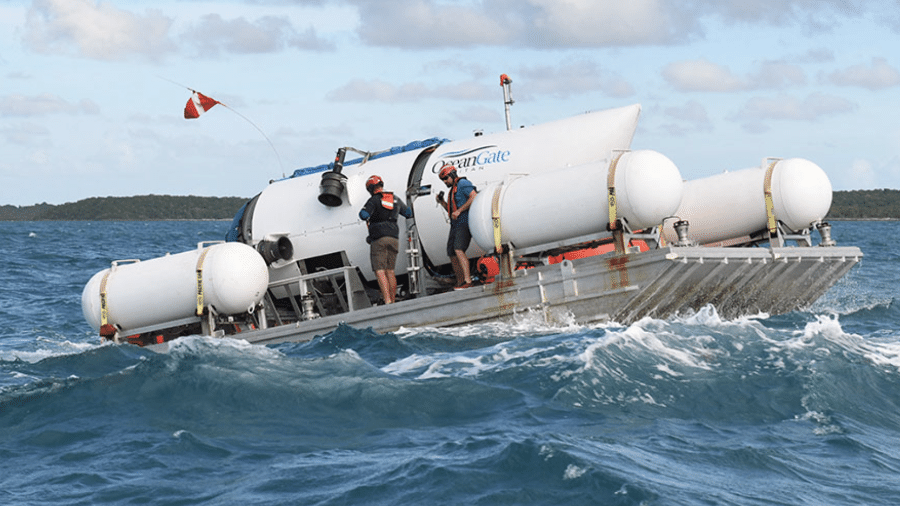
[468,150,683,252]
[82,242,269,332]
[661,158,832,245]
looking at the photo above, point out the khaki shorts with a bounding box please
[371,236,399,271]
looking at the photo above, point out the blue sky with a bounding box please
[1,0,899,206]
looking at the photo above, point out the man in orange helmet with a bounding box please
[359,175,412,304]
[436,164,477,289]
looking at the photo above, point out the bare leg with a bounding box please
[454,249,472,284]
[450,256,464,286]
[387,271,398,303]
[375,269,393,304]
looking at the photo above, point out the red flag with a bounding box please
[184,91,220,119]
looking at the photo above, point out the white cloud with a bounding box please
[808,156,900,191]
[6,71,32,79]
[325,78,496,103]
[825,57,900,90]
[452,105,502,125]
[663,60,745,92]
[849,158,875,188]
[664,59,809,92]
[736,92,857,121]
[664,100,712,126]
[346,0,889,49]
[326,60,635,104]
[700,0,868,27]
[658,100,713,135]
[747,61,806,88]
[795,48,835,64]
[0,121,50,145]
[350,0,701,48]
[21,1,332,61]
[0,93,99,116]
[326,79,430,103]
[519,60,635,98]
[353,1,509,48]
[18,0,893,62]
[506,0,697,47]
[181,14,334,56]
[23,0,176,61]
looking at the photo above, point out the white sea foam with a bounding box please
[580,319,717,374]
[862,340,900,371]
[0,339,104,364]
[383,325,575,379]
[384,350,491,379]
[796,409,845,435]
[563,464,587,480]
[393,308,586,340]
[167,334,284,361]
[753,313,900,374]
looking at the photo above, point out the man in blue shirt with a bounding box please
[359,175,412,304]
[435,164,477,289]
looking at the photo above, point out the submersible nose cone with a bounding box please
[318,172,345,207]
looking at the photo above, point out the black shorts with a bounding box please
[446,221,471,257]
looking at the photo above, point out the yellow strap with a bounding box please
[195,247,211,316]
[99,270,111,326]
[607,152,625,230]
[763,159,779,236]
[491,184,504,254]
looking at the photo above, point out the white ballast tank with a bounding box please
[82,242,269,332]
[468,150,684,252]
[662,158,833,245]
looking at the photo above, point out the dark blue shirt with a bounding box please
[451,178,476,226]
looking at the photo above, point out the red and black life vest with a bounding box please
[365,191,400,242]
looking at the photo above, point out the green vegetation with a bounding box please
[827,189,900,220]
[0,190,898,221]
[0,195,249,221]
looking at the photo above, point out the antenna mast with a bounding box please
[500,74,514,130]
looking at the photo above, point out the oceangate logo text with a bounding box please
[432,145,511,174]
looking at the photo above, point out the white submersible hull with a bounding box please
[82,87,862,350]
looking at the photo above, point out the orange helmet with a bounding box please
[365,175,383,193]
[438,164,456,180]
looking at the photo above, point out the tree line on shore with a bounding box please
[1,190,898,221]
[0,195,249,221]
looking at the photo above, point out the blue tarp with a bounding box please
[225,200,249,242]
[287,137,449,179]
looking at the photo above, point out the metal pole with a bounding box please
[500,74,514,130]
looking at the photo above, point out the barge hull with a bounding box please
[147,245,860,351]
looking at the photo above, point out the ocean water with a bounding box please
[1,220,898,506]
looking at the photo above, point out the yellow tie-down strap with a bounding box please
[97,259,139,334]
[99,270,111,326]
[607,152,626,230]
[491,184,504,254]
[195,247,212,316]
[763,159,780,236]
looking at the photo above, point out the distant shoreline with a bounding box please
[0,195,248,221]
[828,217,899,221]
[1,190,899,221]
